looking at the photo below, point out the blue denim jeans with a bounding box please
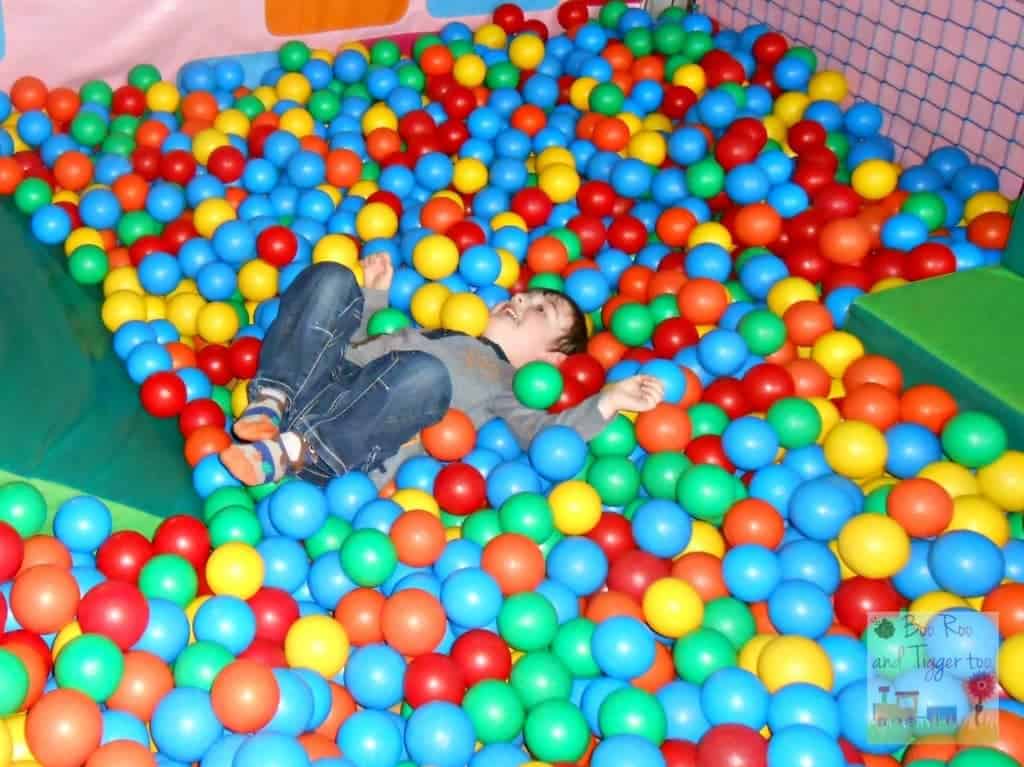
[250,262,453,483]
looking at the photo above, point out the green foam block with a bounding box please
[847,266,1024,448]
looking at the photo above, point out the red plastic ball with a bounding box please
[178,398,227,438]
[556,0,588,30]
[0,520,25,582]
[586,512,635,562]
[160,150,198,185]
[162,218,198,254]
[662,85,698,121]
[566,214,607,257]
[207,146,246,183]
[788,120,828,153]
[652,318,698,358]
[741,363,795,412]
[196,344,233,386]
[447,220,486,252]
[813,183,862,220]
[607,215,646,254]
[248,587,300,643]
[111,85,146,116]
[701,50,746,88]
[77,581,149,649]
[685,435,736,472]
[511,188,554,229]
[433,462,487,516]
[715,134,759,171]
[140,371,188,418]
[548,376,588,414]
[577,181,616,217]
[696,724,767,767]
[248,124,277,158]
[784,243,830,284]
[239,637,287,667]
[559,353,606,396]
[753,32,788,65]
[906,242,956,281]
[834,576,907,635]
[437,119,469,155]
[404,652,466,707]
[607,550,670,600]
[131,146,162,181]
[228,337,262,380]
[701,378,750,420]
[663,740,699,767]
[450,629,512,687]
[492,3,525,33]
[153,515,211,572]
[129,235,166,267]
[95,531,153,583]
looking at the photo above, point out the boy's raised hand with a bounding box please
[598,375,666,418]
[360,252,394,291]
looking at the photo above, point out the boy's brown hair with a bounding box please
[533,288,589,356]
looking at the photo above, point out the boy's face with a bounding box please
[485,291,575,368]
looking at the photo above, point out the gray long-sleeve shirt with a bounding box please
[346,288,612,487]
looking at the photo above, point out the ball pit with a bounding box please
[0,1,1021,767]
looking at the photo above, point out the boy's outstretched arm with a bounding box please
[489,374,666,450]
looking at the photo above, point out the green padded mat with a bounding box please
[0,198,198,520]
[847,265,1024,449]
[1006,198,1024,276]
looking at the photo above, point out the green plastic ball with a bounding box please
[682,31,714,61]
[825,132,850,160]
[672,627,737,684]
[448,40,475,58]
[610,302,655,346]
[361,161,381,182]
[461,509,503,547]
[653,24,686,55]
[688,403,729,437]
[524,699,590,763]
[236,95,266,119]
[0,481,47,537]
[551,618,600,678]
[101,133,135,156]
[718,82,746,108]
[308,91,341,122]
[14,178,52,215]
[210,386,233,419]
[589,415,637,457]
[498,493,554,544]
[340,529,397,587]
[623,27,654,57]
[305,516,352,559]
[278,40,311,72]
[648,294,681,325]
[549,228,582,261]
[413,34,444,60]
[538,529,563,558]
[208,506,263,547]
[203,487,253,521]
[767,397,822,449]
[597,687,668,744]
[173,640,233,691]
[598,0,629,28]
[589,82,625,116]
[139,554,199,607]
[738,309,787,356]
[117,210,161,247]
[127,64,161,91]
[397,63,426,92]
[462,680,525,744]
[513,361,564,410]
[686,157,725,199]
[0,649,28,714]
[486,62,520,89]
[787,46,818,72]
[902,191,947,231]
[665,54,689,80]
[659,6,686,22]
[726,280,751,303]
[79,79,113,107]
[367,307,412,336]
[55,634,125,702]
[949,748,1021,767]
[498,592,559,652]
[587,456,641,507]
[702,597,756,649]
[371,40,401,67]
[676,464,737,524]
[941,411,1008,469]
[510,652,572,709]
[345,82,371,100]
[866,484,893,515]
[528,273,564,292]
[641,452,692,499]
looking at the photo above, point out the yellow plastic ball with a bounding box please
[276,72,313,103]
[837,514,910,577]
[413,234,460,280]
[977,450,1024,511]
[491,212,526,231]
[64,227,104,255]
[946,494,1010,545]
[196,301,240,344]
[509,33,545,70]
[851,159,899,200]
[391,488,440,517]
[317,184,342,207]
[231,380,249,418]
[762,115,788,145]
[908,590,969,615]
[687,221,733,251]
[773,92,809,127]
[757,635,834,692]
[361,103,398,134]
[167,292,206,337]
[824,420,887,478]
[738,634,774,676]
[642,578,704,638]
[170,278,199,297]
[453,158,488,194]
[103,266,142,296]
[829,539,856,580]
[337,41,369,57]
[628,130,667,166]
[237,260,279,302]
[214,108,251,138]
[453,54,487,87]
[964,191,1010,222]
[568,77,598,112]
[811,330,864,378]
[672,64,706,94]
[6,713,29,762]
[51,620,83,658]
[284,615,350,678]
[808,396,840,442]
[918,460,979,498]
[356,202,399,240]
[495,248,520,290]
[410,282,452,329]
[807,70,848,102]
[473,23,507,49]
[313,234,359,268]
[279,107,315,138]
[997,634,1024,702]
[251,86,278,110]
[185,596,211,641]
[548,480,602,535]
[146,81,180,113]
[642,114,672,133]
[538,164,580,204]
[52,190,80,205]
[870,277,907,292]
[101,291,147,331]
[440,292,489,337]
[193,198,236,238]
[617,113,642,136]
[536,147,574,172]
[206,542,264,599]
[681,520,725,557]
[0,717,10,767]
[192,128,230,165]
[144,295,166,321]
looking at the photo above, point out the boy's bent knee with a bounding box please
[294,262,359,302]
[396,352,452,411]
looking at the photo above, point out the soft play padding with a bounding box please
[847,265,1024,449]
[0,198,196,521]
[1003,198,1024,276]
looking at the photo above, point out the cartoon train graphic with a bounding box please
[872,685,959,729]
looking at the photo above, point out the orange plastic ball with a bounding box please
[584,590,644,622]
[723,499,785,548]
[982,583,1024,637]
[618,265,654,301]
[481,533,545,595]
[314,682,357,740]
[53,150,93,191]
[646,270,688,301]
[587,331,627,369]
[842,354,903,393]
[390,509,446,567]
[326,149,362,188]
[783,301,834,346]
[211,659,280,733]
[786,358,832,398]
[633,641,675,693]
[112,174,150,211]
[819,217,871,264]
[26,689,103,767]
[420,45,455,76]
[47,87,81,122]
[381,589,447,656]
[670,552,728,602]
[335,588,386,646]
[11,75,47,110]
[510,104,546,136]
[107,651,175,721]
[677,278,729,324]
[655,208,698,247]
[899,384,958,433]
[185,425,233,467]
[420,197,464,233]
[839,382,901,430]
[733,202,782,246]
[299,733,342,761]
[0,157,25,194]
[366,128,401,161]
[182,91,220,123]
[886,477,954,538]
[421,408,476,461]
[592,117,630,152]
[11,564,80,634]
[635,402,691,452]
[86,739,157,767]
[527,236,570,273]
[967,211,1011,250]
[20,535,72,572]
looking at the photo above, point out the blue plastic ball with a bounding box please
[631,499,693,559]
[344,644,407,710]
[722,544,781,602]
[405,702,476,767]
[151,688,223,764]
[592,616,656,680]
[700,667,769,728]
[441,567,502,628]
[928,530,1004,597]
[269,480,328,540]
[53,496,113,553]
[722,416,780,471]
